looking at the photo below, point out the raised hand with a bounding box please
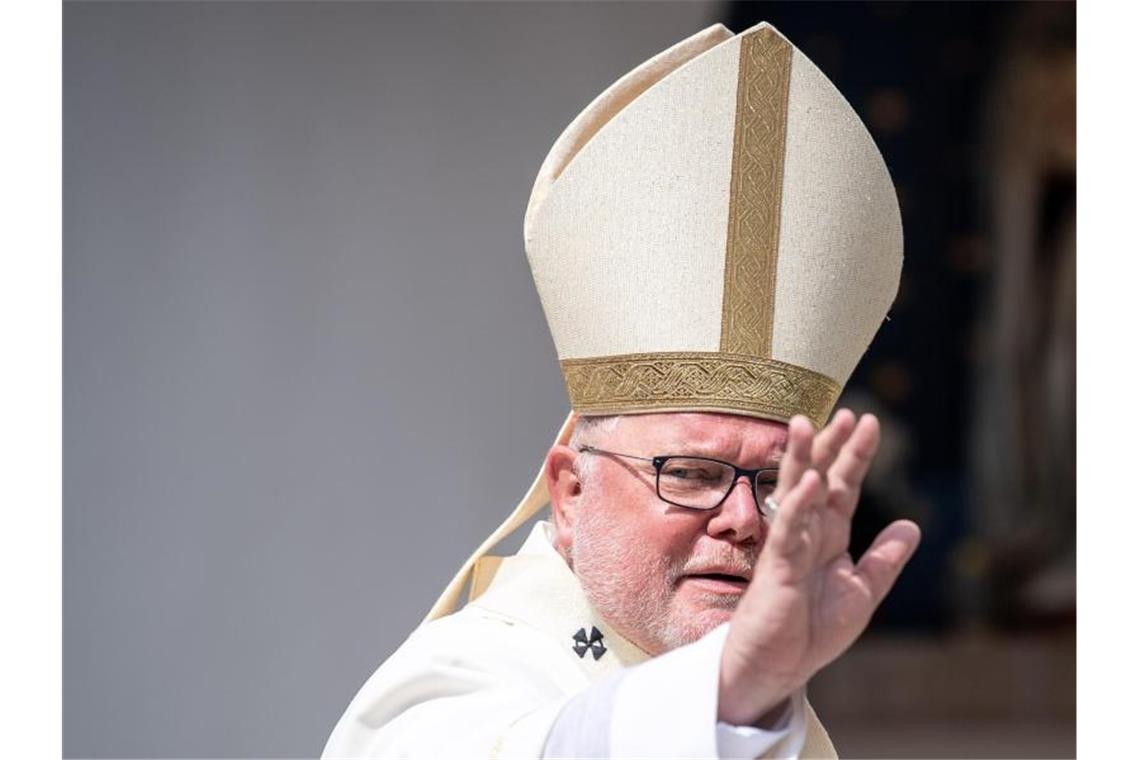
[718,410,921,726]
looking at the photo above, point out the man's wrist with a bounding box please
[717,653,796,726]
[751,697,793,730]
[717,686,790,727]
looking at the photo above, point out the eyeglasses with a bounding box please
[577,445,780,519]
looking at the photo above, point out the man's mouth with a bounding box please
[679,570,751,593]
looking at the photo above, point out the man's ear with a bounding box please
[545,444,582,557]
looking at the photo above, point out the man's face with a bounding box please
[559,412,788,656]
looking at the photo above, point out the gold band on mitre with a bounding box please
[561,352,841,429]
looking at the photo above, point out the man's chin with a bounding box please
[676,584,741,620]
[689,605,734,630]
[658,603,735,650]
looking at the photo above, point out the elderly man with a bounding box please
[324,21,919,759]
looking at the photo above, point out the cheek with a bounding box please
[583,473,706,561]
[638,517,699,558]
[618,515,708,579]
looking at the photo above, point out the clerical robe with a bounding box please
[323,522,837,758]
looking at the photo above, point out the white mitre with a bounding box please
[426,21,903,621]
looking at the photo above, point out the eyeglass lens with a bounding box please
[657,457,777,510]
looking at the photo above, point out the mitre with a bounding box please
[425,21,903,621]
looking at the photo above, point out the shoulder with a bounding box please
[322,607,587,758]
[339,605,588,707]
[386,604,588,692]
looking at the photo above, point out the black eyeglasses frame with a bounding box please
[576,444,779,518]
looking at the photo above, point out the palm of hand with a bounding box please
[718,411,921,726]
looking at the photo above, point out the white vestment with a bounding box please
[323,522,837,758]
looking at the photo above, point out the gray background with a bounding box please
[64,2,719,757]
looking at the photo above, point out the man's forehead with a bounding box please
[611,411,789,459]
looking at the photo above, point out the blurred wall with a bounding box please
[64,3,720,756]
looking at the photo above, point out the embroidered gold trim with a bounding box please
[561,352,840,429]
[720,28,792,357]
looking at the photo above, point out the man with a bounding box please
[324,21,919,758]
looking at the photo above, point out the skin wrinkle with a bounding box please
[560,412,786,656]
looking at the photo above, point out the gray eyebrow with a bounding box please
[661,442,785,468]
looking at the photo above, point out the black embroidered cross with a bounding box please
[572,626,606,660]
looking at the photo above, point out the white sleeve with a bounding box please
[543,623,807,759]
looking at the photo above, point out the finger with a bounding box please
[826,413,881,516]
[775,415,815,501]
[765,469,824,567]
[853,519,921,603]
[816,501,853,566]
[811,408,856,477]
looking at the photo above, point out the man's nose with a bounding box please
[706,476,766,545]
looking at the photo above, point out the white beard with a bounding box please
[568,495,752,655]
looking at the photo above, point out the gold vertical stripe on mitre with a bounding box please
[719,28,793,357]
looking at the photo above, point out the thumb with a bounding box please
[854,520,921,602]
